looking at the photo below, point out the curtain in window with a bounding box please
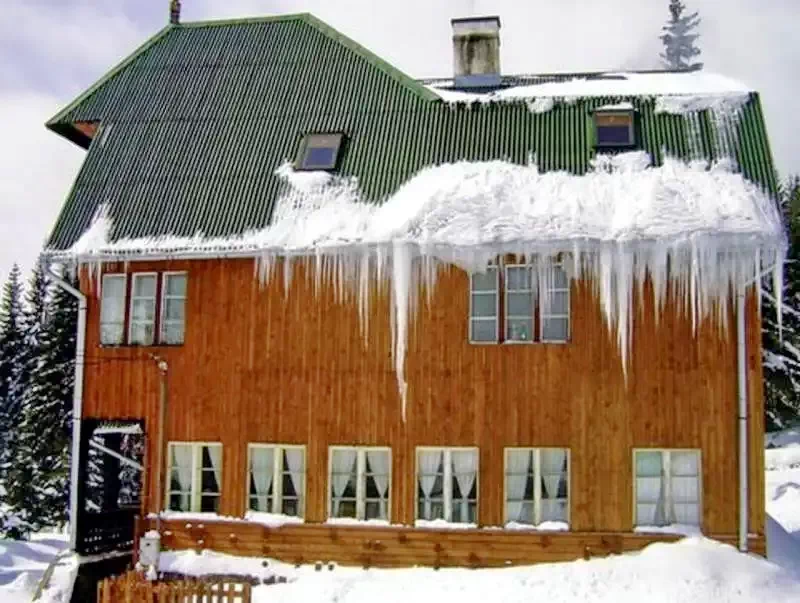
[505,450,531,522]
[366,450,390,519]
[171,445,193,510]
[541,449,567,522]
[452,450,477,523]
[206,446,222,493]
[418,450,442,519]
[100,276,125,344]
[250,448,274,512]
[331,449,357,516]
[670,451,700,525]
[285,449,304,515]
[636,452,666,525]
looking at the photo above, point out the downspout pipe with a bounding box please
[736,286,748,553]
[43,262,87,552]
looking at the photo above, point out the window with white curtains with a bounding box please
[329,447,390,521]
[416,448,478,524]
[129,273,157,345]
[469,268,499,343]
[100,274,126,345]
[160,272,187,345]
[634,449,701,527]
[248,444,305,517]
[167,442,222,512]
[504,448,569,526]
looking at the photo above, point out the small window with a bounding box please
[634,449,701,528]
[416,448,478,524]
[540,266,570,342]
[167,442,222,513]
[594,110,635,147]
[505,265,534,342]
[469,268,499,343]
[160,272,187,345]
[248,444,305,517]
[329,447,390,521]
[100,274,126,345]
[505,448,569,526]
[128,273,157,345]
[296,133,345,171]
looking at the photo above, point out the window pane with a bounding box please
[471,270,497,292]
[636,452,663,477]
[507,292,532,316]
[507,318,533,342]
[165,299,185,321]
[506,267,531,290]
[200,495,219,513]
[133,275,156,297]
[541,499,568,522]
[304,146,336,168]
[331,449,358,518]
[542,317,568,342]
[101,324,124,346]
[597,125,633,145]
[169,493,190,512]
[471,294,496,317]
[671,451,699,477]
[132,300,155,321]
[100,275,125,345]
[471,319,497,342]
[544,291,569,315]
[552,266,568,289]
[161,321,184,345]
[130,323,154,346]
[674,503,700,525]
[165,274,187,296]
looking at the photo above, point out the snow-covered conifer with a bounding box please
[660,0,703,71]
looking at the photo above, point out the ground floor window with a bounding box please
[504,448,569,525]
[634,449,701,527]
[167,442,221,512]
[248,444,305,517]
[329,447,391,521]
[416,447,478,524]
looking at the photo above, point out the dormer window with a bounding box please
[594,105,635,148]
[296,133,344,171]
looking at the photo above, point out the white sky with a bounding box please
[0,0,798,285]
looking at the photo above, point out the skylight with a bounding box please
[296,133,345,171]
[594,109,636,148]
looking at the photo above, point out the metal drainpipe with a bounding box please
[736,286,748,553]
[44,262,87,552]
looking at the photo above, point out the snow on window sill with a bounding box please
[148,511,304,528]
[415,519,478,530]
[244,511,304,527]
[503,521,570,532]
[634,524,702,536]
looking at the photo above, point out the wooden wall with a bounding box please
[80,257,765,539]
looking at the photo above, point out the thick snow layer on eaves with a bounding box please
[426,70,752,108]
[63,153,785,419]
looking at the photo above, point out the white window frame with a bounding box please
[247,444,306,517]
[166,441,222,513]
[128,272,158,346]
[540,265,570,343]
[328,446,391,521]
[415,447,479,524]
[159,271,188,345]
[504,264,535,344]
[632,448,702,528]
[503,447,570,526]
[469,267,499,344]
[99,273,126,345]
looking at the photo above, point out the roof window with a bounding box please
[296,133,345,171]
[593,105,636,148]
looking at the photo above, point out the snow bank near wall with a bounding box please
[64,154,785,418]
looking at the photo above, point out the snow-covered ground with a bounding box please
[3,429,799,602]
[0,532,76,603]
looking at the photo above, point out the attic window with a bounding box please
[296,133,345,171]
[594,107,635,148]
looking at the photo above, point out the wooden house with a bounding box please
[42,10,784,568]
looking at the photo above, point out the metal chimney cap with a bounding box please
[450,15,501,28]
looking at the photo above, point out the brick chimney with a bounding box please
[169,0,181,25]
[451,16,502,88]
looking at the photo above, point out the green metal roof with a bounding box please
[45,13,779,251]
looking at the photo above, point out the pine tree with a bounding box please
[763,177,800,431]
[660,0,703,71]
[0,264,26,535]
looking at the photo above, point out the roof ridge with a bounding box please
[46,25,174,128]
[178,12,310,28]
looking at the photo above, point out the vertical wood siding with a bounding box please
[80,258,764,538]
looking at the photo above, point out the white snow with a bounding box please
[149,510,305,528]
[504,521,569,532]
[414,519,477,530]
[0,532,76,603]
[61,154,785,410]
[594,101,635,112]
[633,524,703,536]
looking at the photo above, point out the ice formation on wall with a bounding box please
[64,153,785,419]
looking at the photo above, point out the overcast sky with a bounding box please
[1,0,798,285]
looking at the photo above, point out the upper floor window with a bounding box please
[329,447,391,521]
[594,107,635,148]
[469,264,570,344]
[248,444,305,517]
[100,274,126,345]
[296,133,345,171]
[416,447,478,524]
[99,271,187,347]
[505,448,569,527]
[634,449,701,528]
[167,442,221,513]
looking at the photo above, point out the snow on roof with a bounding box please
[64,153,785,419]
[427,71,753,114]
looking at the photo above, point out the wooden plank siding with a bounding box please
[79,257,765,557]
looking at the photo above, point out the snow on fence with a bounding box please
[96,570,253,602]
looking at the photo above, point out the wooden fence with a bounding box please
[97,571,252,602]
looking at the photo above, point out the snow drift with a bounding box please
[62,153,785,417]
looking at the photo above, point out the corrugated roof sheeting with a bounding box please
[46,16,779,250]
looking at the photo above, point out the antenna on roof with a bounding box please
[169,0,181,25]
